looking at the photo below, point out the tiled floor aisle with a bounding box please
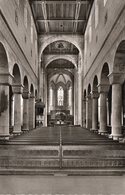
[0,175,125,194]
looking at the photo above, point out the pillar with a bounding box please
[78,68,82,126]
[86,94,92,129]
[109,73,124,140]
[82,98,86,127]
[12,85,23,134]
[0,73,13,139]
[91,91,99,131]
[29,94,35,130]
[10,94,14,127]
[98,84,109,134]
[22,92,30,131]
[74,70,78,125]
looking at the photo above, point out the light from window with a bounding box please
[88,15,92,43]
[24,5,27,28]
[31,17,33,43]
[17,0,20,7]
[89,25,92,43]
[68,87,72,107]
[57,86,64,106]
[50,87,53,106]
[95,0,99,28]
[104,0,108,6]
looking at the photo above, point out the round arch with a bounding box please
[30,84,35,96]
[92,75,98,92]
[0,42,9,73]
[113,40,125,74]
[39,35,82,60]
[100,63,110,85]
[87,84,91,96]
[23,76,29,92]
[35,89,38,99]
[84,89,86,98]
[45,56,77,69]
[12,64,21,85]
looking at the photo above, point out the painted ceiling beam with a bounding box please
[32,1,90,5]
[41,2,49,33]
[37,19,86,22]
[73,1,81,33]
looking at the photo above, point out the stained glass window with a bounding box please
[57,86,64,106]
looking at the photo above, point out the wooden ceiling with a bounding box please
[30,0,94,35]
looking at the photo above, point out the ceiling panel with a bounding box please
[30,0,94,35]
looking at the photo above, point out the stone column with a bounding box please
[82,98,86,128]
[43,70,47,126]
[109,73,124,140]
[29,95,35,130]
[12,85,23,134]
[22,92,30,131]
[77,68,82,126]
[52,85,55,110]
[10,95,14,127]
[91,91,99,132]
[0,74,13,139]
[98,84,109,134]
[86,94,92,129]
[74,71,78,125]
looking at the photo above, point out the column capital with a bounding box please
[98,84,109,93]
[91,91,99,99]
[12,84,23,94]
[30,94,35,98]
[0,73,14,85]
[108,72,125,84]
[86,94,91,99]
[22,91,30,99]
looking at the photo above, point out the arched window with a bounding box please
[57,86,64,106]
[95,0,99,28]
[24,3,28,28]
[31,17,33,43]
[68,87,72,106]
[104,0,108,6]
[49,87,53,106]
[88,16,92,42]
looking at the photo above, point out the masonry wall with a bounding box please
[0,0,38,78]
[84,0,125,80]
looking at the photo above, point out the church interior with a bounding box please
[0,0,125,194]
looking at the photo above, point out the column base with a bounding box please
[98,130,108,135]
[90,128,98,133]
[110,134,123,141]
[22,129,29,131]
[13,131,22,136]
[0,135,10,141]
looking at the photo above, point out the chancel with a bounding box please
[0,0,125,193]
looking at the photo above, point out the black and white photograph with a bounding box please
[0,0,125,194]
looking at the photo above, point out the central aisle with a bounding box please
[0,175,125,194]
[6,126,121,145]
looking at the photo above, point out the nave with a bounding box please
[0,126,125,176]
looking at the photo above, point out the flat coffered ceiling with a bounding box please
[29,0,94,35]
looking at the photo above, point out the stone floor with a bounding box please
[6,126,122,145]
[0,127,125,194]
[0,126,124,174]
[0,175,125,194]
